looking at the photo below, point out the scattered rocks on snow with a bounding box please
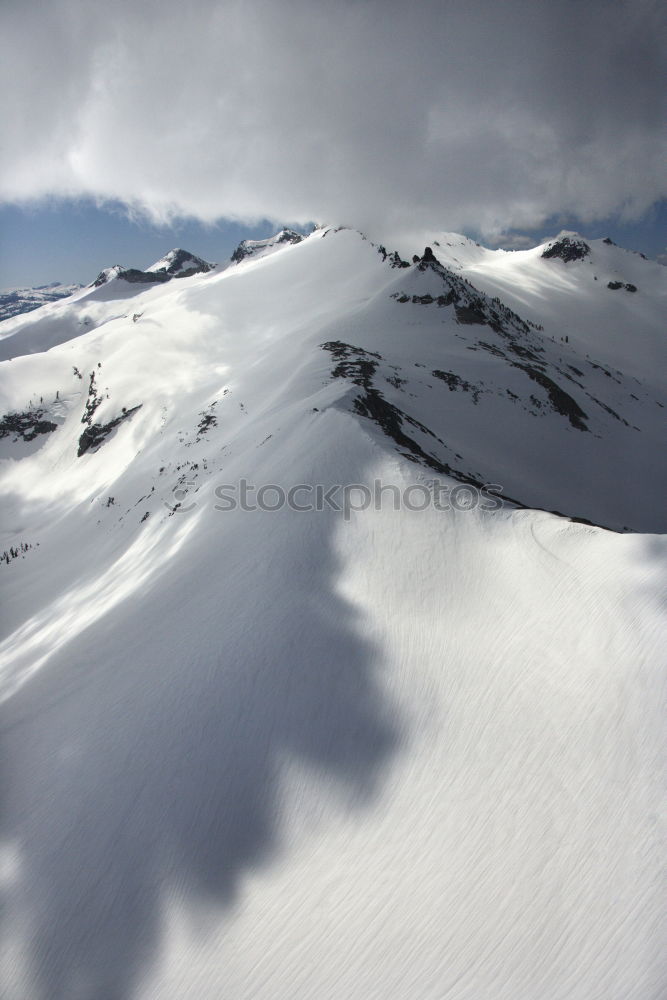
[2,541,35,565]
[512,363,589,431]
[432,370,482,403]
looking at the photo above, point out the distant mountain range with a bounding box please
[0,281,82,322]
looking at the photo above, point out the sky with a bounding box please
[1,0,665,287]
[0,201,301,288]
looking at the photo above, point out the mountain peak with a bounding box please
[145,248,215,278]
[230,229,303,264]
[541,234,591,263]
[91,265,128,287]
[90,250,214,289]
[91,265,170,288]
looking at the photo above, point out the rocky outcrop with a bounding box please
[77,369,142,456]
[541,236,591,263]
[92,265,168,288]
[0,409,57,442]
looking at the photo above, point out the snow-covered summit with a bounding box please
[230,228,303,264]
[90,249,214,290]
[145,248,215,278]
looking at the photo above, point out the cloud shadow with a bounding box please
[0,493,399,999]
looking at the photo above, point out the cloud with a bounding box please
[485,234,535,251]
[1,0,665,241]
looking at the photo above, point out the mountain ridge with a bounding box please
[1,226,664,529]
[0,222,664,1000]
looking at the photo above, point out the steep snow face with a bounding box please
[0,282,82,322]
[0,228,664,1000]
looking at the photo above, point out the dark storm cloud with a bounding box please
[0,0,664,240]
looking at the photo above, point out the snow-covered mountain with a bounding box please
[0,281,82,322]
[0,249,216,361]
[145,248,215,278]
[1,227,665,1000]
[230,227,303,263]
[91,248,214,290]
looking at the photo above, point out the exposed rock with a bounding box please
[77,368,142,456]
[388,251,410,269]
[117,268,171,285]
[321,341,521,500]
[92,266,169,288]
[432,369,482,403]
[78,405,142,457]
[0,410,57,442]
[147,249,214,279]
[455,304,487,325]
[320,341,381,390]
[541,237,591,263]
[512,364,589,431]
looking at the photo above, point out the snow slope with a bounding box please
[425,231,667,378]
[0,248,217,361]
[0,227,665,1000]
